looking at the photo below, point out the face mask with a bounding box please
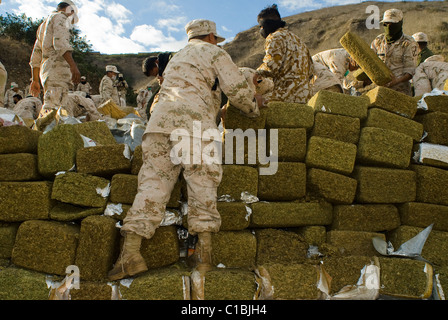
[111,75,117,80]
[384,20,403,43]
[258,19,286,38]
[81,81,86,84]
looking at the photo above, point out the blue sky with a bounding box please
[0,0,428,54]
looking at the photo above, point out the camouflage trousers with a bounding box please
[121,132,223,239]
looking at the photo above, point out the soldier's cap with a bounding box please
[106,65,120,74]
[59,0,79,24]
[185,19,225,43]
[381,9,403,23]
[412,32,428,43]
[11,82,18,88]
[81,76,86,80]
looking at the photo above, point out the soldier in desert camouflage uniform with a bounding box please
[29,1,81,119]
[256,4,313,104]
[12,96,42,123]
[76,76,92,95]
[371,9,418,96]
[108,19,261,281]
[64,92,104,121]
[99,65,121,106]
[4,83,24,109]
[413,55,448,97]
[0,61,6,108]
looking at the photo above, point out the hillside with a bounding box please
[1,1,448,97]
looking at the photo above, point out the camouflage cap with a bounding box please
[185,19,225,43]
[106,65,119,74]
[381,9,403,23]
[412,32,428,43]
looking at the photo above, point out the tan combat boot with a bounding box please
[193,232,213,273]
[108,232,148,281]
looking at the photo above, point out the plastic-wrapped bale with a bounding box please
[119,267,191,300]
[353,166,416,203]
[399,202,448,231]
[0,267,51,300]
[0,153,41,181]
[379,257,433,299]
[131,145,142,174]
[258,162,306,201]
[415,111,448,146]
[255,228,307,265]
[11,220,80,275]
[139,226,179,269]
[356,127,414,169]
[104,203,131,221]
[49,202,104,222]
[70,281,114,300]
[76,144,132,177]
[312,112,360,144]
[306,136,357,175]
[0,125,41,154]
[296,226,326,246]
[365,108,424,142]
[192,269,257,300]
[109,173,181,208]
[211,230,256,269]
[265,101,314,129]
[307,168,357,204]
[326,230,385,256]
[321,256,376,296]
[218,165,258,201]
[75,216,119,281]
[217,202,251,231]
[255,263,320,300]
[413,143,448,169]
[74,121,117,146]
[365,86,418,119]
[223,103,268,131]
[250,201,333,228]
[332,204,400,232]
[339,31,392,86]
[307,90,369,120]
[412,164,448,206]
[419,95,448,113]
[0,181,53,222]
[51,172,110,208]
[0,223,19,258]
[388,225,448,267]
[275,128,307,162]
[38,124,85,178]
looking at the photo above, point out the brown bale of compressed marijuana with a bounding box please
[415,111,448,146]
[131,145,142,174]
[265,101,315,129]
[217,202,251,231]
[365,86,418,119]
[332,204,400,232]
[258,162,306,201]
[339,31,392,86]
[312,112,360,144]
[0,223,19,258]
[12,220,80,275]
[356,127,414,169]
[276,128,307,162]
[0,125,41,154]
[223,103,268,131]
[411,164,448,206]
[51,172,110,208]
[49,202,104,222]
[211,230,257,269]
[76,144,132,177]
[255,263,320,300]
[399,202,448,231]
[70,281,114,300]
[378,257,433,299]
[307,168,357,204]
[200,269,257,300]
[296,226,327,246]
[306,136,357,175]
[0,267,51,300]
[365,108,424,142]
[0,181,53,221]
[327,230,385,257]
[420,95,448,114]
[250,201,333,228]
[38,124,85,178]
[353,166,416,203]
[218,165,258,201]
[352,68,371,82]
[75,215,119,281]
[255,228,307,265]
[139,226,180,269]
[307,89,369,120]
[0,153,41,181]
[74,121,117,145]
[413,143,448,169]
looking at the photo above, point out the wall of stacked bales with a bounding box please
[2,84,448,299]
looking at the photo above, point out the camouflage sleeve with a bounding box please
[101,77,114,100]
[213,48,258,115]
[52,13,73,56]
[413,65,431,96]
[402,40,418,76]
[257,34,284,78]
[29,24,43,68]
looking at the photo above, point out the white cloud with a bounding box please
[130,24,187,52]
[10,0,55,20]
[157,17,187,33]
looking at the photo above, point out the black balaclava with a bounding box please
[384,20,403,43]
[258,19,286,39]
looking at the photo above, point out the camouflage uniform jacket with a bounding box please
[371,33,418,95]
[12,97,42,119]
[147,39,258,138]
[76,82,92,94]
[413,55,448,96]
[4,89,24,109]
[257,27,313,104]
[99,75,120,105]
[312,48,350,84]
[29,11,73,90]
